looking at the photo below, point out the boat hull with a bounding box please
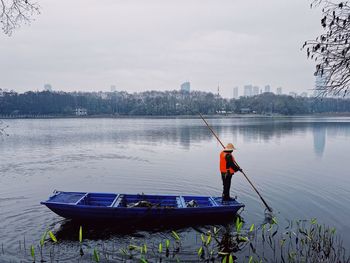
[41,191,244,223]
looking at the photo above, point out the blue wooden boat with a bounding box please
[41,191,244,223]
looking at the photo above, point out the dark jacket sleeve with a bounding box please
[225,153,240,172]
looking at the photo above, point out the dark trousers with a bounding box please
[221,172,233,200]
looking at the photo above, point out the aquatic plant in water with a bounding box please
[1,218,349,262]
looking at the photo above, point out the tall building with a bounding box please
[276,87,282,95]
[252,86,259,96]
[44,84,52,91]
[244,85,253,97]
[300,92,308,97]
[110,85,116,92]
[180,82,190,93]
[233,86,239,99]
[264,85,271,93]
[314,72,327,97]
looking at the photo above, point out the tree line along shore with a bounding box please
[1,90,350,117]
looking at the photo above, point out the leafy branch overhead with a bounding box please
[0,0,40,35]
[304,1,350,97]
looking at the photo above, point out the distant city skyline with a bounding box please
[1,82,314,98]
[232,84,313,98]
[1,80,314,98]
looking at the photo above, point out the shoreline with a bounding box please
[1,112,350,120]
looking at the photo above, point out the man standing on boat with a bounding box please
[220,143,242,201]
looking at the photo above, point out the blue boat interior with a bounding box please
[44,192,238,208]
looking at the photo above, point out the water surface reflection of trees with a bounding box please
[2,120,350,152]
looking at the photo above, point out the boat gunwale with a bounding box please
[41,191,245,209]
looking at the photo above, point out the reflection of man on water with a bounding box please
[219,143,242,201]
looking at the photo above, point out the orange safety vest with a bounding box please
[220,151,236,174]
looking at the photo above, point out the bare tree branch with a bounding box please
[0,0,40,36]
[304,1,350,97]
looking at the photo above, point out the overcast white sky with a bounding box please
[0,0,323,97]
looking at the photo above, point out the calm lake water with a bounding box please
[1,117,350,261]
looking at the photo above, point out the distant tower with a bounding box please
[233,86,239,99]
[276,87,282,95]
[180,82,191,93]
[264,85,271,93]
[217,84,220,96]
[44,84,52,91]
[110,85,116,92]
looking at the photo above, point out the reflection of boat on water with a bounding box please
[53,215,242,242]
[41,191,244,224]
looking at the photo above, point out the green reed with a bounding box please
[1,218,349,262]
